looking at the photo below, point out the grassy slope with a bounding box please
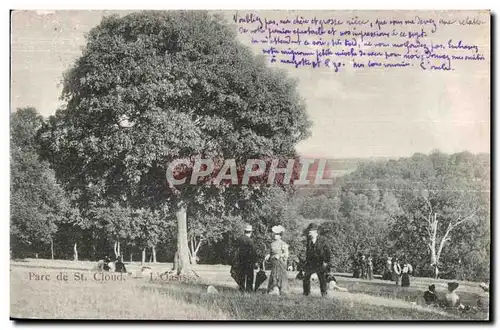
[10,260,489,320]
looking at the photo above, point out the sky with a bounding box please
[10,10,490,159]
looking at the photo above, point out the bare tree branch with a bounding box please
[195,237,203,254]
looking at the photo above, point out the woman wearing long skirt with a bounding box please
[352,255,360,278]
[265,225,289,295]
[366,256,374,280]
[401,262,412,287]
[383,257,393,280]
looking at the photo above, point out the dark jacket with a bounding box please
[234,235,257,268]
[305,236,333,271]
[115,260,127,273]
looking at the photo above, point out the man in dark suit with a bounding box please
[302,223,333,297]
[232,224,257,293]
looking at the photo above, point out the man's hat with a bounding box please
[429,284,436,292]
[272,225,284,234]
[307,223,319,231]
[244,224,253,232]
[448,282,459,292]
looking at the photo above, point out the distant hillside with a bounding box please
[301,156,396,180]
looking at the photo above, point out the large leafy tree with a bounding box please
[41,11,311,274]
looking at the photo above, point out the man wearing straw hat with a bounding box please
[231,224,258,293]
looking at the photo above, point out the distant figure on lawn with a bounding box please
[383,257,393,280]
[424,284,438,305]
[366,256,374,280]
[392,258,401,285]
[302,223,334,297]
[231,224,258,293]
[445,282,461,307]
[96,256,111,271]
[401,261,413,287]
[352,253,360,278]
[360,254,367,279]
[114,255,127,273]
[264,225,289,295]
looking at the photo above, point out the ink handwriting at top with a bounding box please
[448,39,479,53]
[264,18,279,30]
[233,12,263,29]
[234,11,488,72]
[459,16,486,26]
[414,16,437,33]
[346,16,370,26]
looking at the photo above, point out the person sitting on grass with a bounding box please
[445,282,460,308]
[97,256,111,272]
[114,255,127,273]
[423,284,438,305]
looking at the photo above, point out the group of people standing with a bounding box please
[231,223,335,297]
[353,254,413,287]
[352,254,374,280]
[384,256,413,287]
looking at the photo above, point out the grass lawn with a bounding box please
[10,259,490,320]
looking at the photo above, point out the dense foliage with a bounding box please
[10,11,490,282]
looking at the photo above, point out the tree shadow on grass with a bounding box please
[340,279,486,305]
[335,279,488,319]
[140,280,461,321]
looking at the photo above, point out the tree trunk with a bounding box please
[117,241,121,257]
[152,245,157,263]
[189,237,202,264]
[141,248,146,265]
[175,202,191,275]
[50,238,54,260]
[172,251,179,270]
[130,252,133,263]
[91,241,96,261]
[114,241,118,258]
[73,242,78,261]
[428,213,439,279]
[189,238,195,264]
[191,251,198,265]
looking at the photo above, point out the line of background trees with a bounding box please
[11,106,490,281]
[10,11,490,282]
